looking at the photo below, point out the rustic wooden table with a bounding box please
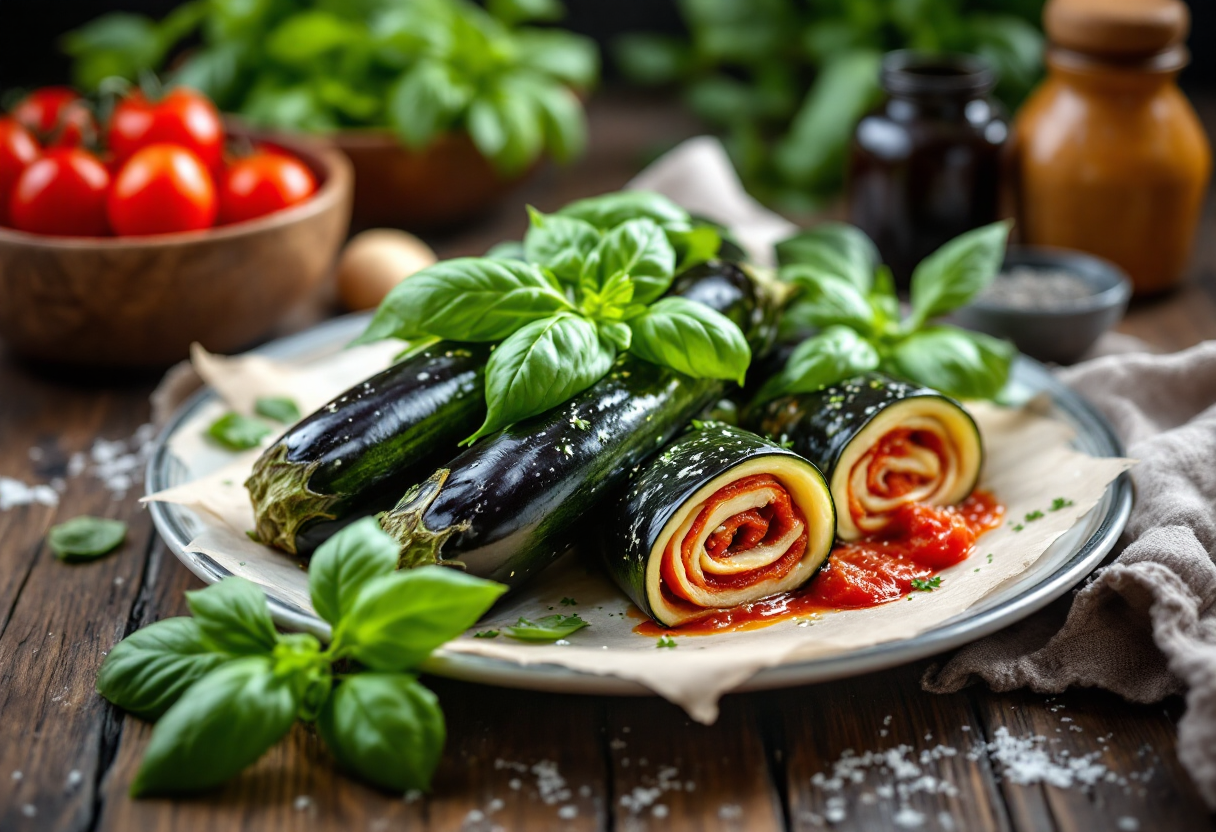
[2,91,1214,832]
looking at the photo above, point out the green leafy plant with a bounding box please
[97,517,505,795]
[255,396,301,424]
[48,516,128,561]
[503,614,588,642]
[614,0,1044,208]
[756,220,1014,402]
[63,0,598,174]
[207,412,273,451]
[357,190,752,442]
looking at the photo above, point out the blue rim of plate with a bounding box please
[147,313,1132,696]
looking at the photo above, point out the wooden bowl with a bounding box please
[332,130,531,231]
[0,135,352,368]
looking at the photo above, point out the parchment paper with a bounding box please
[144,138,1135,723]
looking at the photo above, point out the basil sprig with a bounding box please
[97,518,505,796]
[357,191,752,443]
[758,221,1014,402]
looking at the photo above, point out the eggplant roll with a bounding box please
[246,342,491,555]
[379,260,779,589]
[600,425,835,627]
[746,373,981,541]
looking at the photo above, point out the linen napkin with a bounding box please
[924,340,1216,808]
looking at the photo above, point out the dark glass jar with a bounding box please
[847,51,1009,290]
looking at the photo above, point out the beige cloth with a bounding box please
[924,340,1216,808]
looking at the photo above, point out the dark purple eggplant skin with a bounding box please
[246,342,491,555]
[381,260,779,589]
[743,372,977,480]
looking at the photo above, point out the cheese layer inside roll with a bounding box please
[835,398,981,541]
[647,456,835,627]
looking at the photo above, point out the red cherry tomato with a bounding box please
[12,87,94,147]
[219,151,317,224]
[107,144,217,236]
[9,148,110,236]
[108,88,224,171]
[0,119,40,226]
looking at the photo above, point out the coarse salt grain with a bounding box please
[557,805,577,819]
[0,477,59,510]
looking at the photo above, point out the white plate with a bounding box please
[146,314,1132,696]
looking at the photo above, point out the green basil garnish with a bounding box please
[354,191,743,443]
[254,396,301,424]
[760,220,1014,403]
[96,521,506,796]
[47,516,127,561]
[206,413,273,451]
[504,614,589,642]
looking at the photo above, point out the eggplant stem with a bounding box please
[245,444,341,555]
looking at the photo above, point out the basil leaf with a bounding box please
[466,314,616,443]
[889,326,1014,400]
[47,516,126,561]
[485,240,526,261]
[355,258,573,344]
[754,326,880,403]
[387,59,471,149]
[488,0,563,25]
[472,78,544,175]
[338,567,505,671]
[628,297,751,386]
[907,220,1012,328]
[186,577,278,656]
[599,321,632,351]
[772,49,883,191]
[557,190,690,232]
[584,218,677,304]
[775,222,879,293]
[272,632,331,722]
[504,614,588,642]
[206,412,272,451]
[668,224,722,272]
[869,264,900,334]
[580,271,635,321]
[318,673,445,793]
[781,266,875,333]
[130,656,298,796]
[309,517,399,628]
[523,208,601,284]
[514,29,599,88]
[254,396,300,424]
[265,11,361,68]
[519,76,587,164]
[97,618,231,721]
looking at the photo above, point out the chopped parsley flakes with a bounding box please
[910,576,943,593]
[656,635,677,649]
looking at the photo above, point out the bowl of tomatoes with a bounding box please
[0,86,352,368]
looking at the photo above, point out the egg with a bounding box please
[336,228,437,311]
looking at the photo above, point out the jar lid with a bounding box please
[1045,0,1189,59]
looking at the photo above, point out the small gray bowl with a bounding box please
[954,246,1132,365]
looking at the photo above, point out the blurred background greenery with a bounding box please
[1,0,1211,207]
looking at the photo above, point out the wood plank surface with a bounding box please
[0,90,1214,831]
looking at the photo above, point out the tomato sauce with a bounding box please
[848,427,948,528]
[635,490,1004,637]
[660,474,807,597]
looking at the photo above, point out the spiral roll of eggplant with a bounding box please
[746,373,981,541]
[600,425,835,627]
